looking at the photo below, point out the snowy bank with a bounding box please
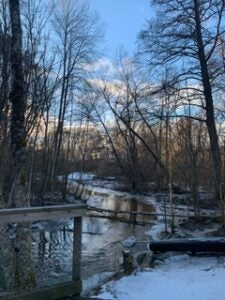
[93,254,225,300]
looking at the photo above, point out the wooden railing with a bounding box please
[0,204,87,300]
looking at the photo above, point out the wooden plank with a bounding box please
[0,204,87,224]
[0,280,82,300]
[72,217,82,281]
[150,238,225,253]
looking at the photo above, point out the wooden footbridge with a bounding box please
[0,204,88,300]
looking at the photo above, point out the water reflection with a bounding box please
[32,216,149,290]
[88,194,155,224]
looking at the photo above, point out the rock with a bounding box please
[121,236,136,247]
[134,251,152,267]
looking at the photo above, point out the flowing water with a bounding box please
[32,216,150,292]
[0,190,154,294]
[31,191,155,293]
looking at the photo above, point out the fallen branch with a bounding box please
[88,205,225,221]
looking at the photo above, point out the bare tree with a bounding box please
[8,0,36,290]
[44,0,102,189]
[138,0,225,198]
[87,56,168,189]
[0,0,11,205]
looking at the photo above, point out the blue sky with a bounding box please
[90,0,152,58]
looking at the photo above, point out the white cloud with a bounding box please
[83,58,116,75]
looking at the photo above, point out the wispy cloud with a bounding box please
[83,58,116,75]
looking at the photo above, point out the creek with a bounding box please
[32,186,155,293]
[32,216,149,292]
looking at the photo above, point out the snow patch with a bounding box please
[67,172,96,181]
[121,236,136,247]
[93,255,225,300]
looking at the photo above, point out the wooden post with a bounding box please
[123,250,133,273]
[0,205,86,299]
[72,217,82,282]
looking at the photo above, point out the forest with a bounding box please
[1,0,225,297]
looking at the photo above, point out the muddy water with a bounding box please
[89,198,155,224]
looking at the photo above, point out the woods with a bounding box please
[1,0,225,293]
[138,0,225,199]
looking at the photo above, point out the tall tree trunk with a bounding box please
[8,0,36,290]
[194,0,222,199]
[9,0,26,205]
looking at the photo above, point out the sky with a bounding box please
[90,0,152,58]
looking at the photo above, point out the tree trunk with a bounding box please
[8,0,36,291]
[194,0,222,199]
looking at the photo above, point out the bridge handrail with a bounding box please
[0,204,87,223]
[0,204,87,299]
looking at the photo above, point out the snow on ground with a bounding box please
[67,172,96,181]
[146,220,166,240]
[92,254,225,300]
[65,172,225,300]
[87,181,225,300]
[91,208,225,300]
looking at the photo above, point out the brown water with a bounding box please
[88,192,155,224]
